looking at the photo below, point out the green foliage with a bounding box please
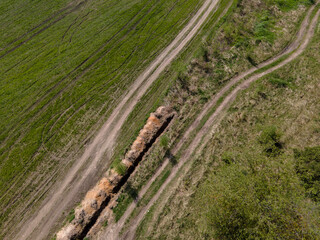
[159,134,170,149]
[177,71,190,91]
[221,151,235,164]
[269,0,314,11]
[103,220,108,227]
[268,76,294,88]
[113,183,138,221]
[66,209,75,223]
[114,161,127,176]
[258,125,283,156]
[254,11,275,44]
[295,146,320,202]
[113,193,132,222]
[222,21,248,47]
[202,158,315,240]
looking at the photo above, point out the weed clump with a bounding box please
[160,134,170,149]
[258,125,283,156]
[114,162,127,176]
[295,146,320,202]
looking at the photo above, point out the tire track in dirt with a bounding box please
[12,0,220,239]
[0,0,192,176]
[0,1,153,190]
[120,3,320,239]
[0,2,170,210]
[0,1,157,162]
[1,1,76,51]
[0,0,88,59]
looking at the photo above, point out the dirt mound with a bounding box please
[56,106,174,240]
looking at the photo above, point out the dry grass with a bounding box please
[135,9,320,238]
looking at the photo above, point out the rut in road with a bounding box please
[13,1,221,239]
[117,3,320,240]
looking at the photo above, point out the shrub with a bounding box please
[160,134,170,149]
[268,77,292,88]
[258,125,283,156]
[254,11,275,44]
[114,162,127,176]
[221,151,235,164]
[201,158,314,239]
[295,146,320,202]
[103,220,108,227]
[269,0,313,11]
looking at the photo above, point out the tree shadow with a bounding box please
[124,182,138,202]
[165,150,177,165]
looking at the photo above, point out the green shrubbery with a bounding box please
[113,161,128,176]
[295,146,320,202]
[269,77,293,88]
[159,134,170,149]
[258,126,283,156]
[254,11,275,44]
[198,128,319,239]
[202,157,315,239]
[269,0,314,11]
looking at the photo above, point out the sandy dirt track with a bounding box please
[118,4,320,240]
[13,0,221,239]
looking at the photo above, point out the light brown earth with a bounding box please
[56,107,174,240]
[101,3,320,240]
[13,0,221,239]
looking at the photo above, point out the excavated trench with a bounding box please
[57,106,175,240]
[113,115,175,194]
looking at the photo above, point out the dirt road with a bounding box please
[14,0,222,239]
[119,4,320,240]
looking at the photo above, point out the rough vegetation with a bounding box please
[107,1,314,229]
[295,146,320,202]
[132,4,320,237]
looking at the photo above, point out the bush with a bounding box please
[160,134,170,149]
[254,11,275,44]
[258,126,283,156]
[270,0,313,11]
[200,158,315,239]
[295,146,320,202]
[221,151,235,164]
[268,77,293,88]
[114,162,127,176]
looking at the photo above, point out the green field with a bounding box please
[0,0,204,236]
